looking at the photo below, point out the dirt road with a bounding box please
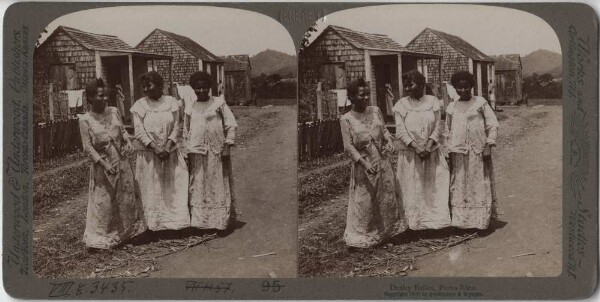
[411,105,563,277]
[33,104,297,278]
[298,105,563,277]
[151,105,298,278]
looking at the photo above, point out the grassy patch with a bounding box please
[299,164,350,216]
[34,163,90,217]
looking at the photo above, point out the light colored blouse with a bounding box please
[184,96,237,154]
[130,95,181,150]
[340,106,393,163]
[78,107,130,163]
[393,95,441,150]
[445,96,499,154]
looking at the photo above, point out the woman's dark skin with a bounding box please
[141,80,172,160]
[349,86,394,175]
[403,79,435,159]
[454,79,493,157]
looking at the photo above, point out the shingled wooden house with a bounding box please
[299,25,441,123]
[136,29,224,96]
[221,54,252,105]
[33,26,172,123]
[406,28,496,100]
[492,54,523,105]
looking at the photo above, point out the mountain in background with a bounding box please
[521,49,562,77]
[250,49,297,78]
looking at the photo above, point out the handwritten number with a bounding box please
[101,282,109,293]
[121,281,133,293]
[262,280,284,293]
[90,281,99,294]
[111,281,119,293]
[76,283,85,296]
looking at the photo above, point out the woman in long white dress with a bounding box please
[185,71,238,230]
[340,78,407,249]
[78,79,146,249]
[393,70,451,230]
[131,71,190,231]
[446,71,499,229]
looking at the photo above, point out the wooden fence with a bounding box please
[34,118,82,162]
[298,119,344,162]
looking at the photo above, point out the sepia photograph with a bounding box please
[32,5,298,278]
[298,4,563,277]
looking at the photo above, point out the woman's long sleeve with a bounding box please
[78,119,102,163]
[132,112,154,147]
[394,111,414,147]
[221,104,238,145]
[168,109,181,143]
[376,107,393,143]
[482,103,499,145]
[116,109,131,142]
[340,118,363,163]
[429,109,442,143]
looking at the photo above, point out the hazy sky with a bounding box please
[310,4,562,56]
[37,6,296,56]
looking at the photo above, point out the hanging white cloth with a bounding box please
[176,84,197,112]
[445,83,460,102]
[65,89,85,108]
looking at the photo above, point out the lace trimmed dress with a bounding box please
[184,96,238,230]
[445,96,499,229]
[78,107,147,249]
[393,95,451,230]
[340,106,407,248]
[131,95,190,231]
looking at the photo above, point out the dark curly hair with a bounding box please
[347,77,368,101]
[450,71,475,88]
[140,71,164,89]
[402,70,426,88]
[85,78,108,99]
[189,71,213,88]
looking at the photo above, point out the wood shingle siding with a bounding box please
[136,29,223,95]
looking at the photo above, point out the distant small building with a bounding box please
[492,54,523,105]
[407,28,496,100]
[221,55,252,105]
[299,25,441,123]
[33,26,172,123]
[136,29,223,96]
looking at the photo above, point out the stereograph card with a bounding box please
[2,2,598,300]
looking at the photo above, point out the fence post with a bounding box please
[48,83,54,122]
[316,82,323,121]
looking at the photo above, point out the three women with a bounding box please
[79,70,238,249]
[340,70,499,249]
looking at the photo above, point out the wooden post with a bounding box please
[397,53,403,98]
[169,59,174,94]
[95,51,102,79]
[316,82,323,120]
[364,50,374,105]
[152,58,156,71]
[128,54,135,108]
[198,59,203,72]
[476,62,482,96]
[48,83,54,121]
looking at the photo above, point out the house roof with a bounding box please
[415,28,495,62]
[328,25,408,52]
[220,55,251,71]
[41,26,171,58]
[59,26,134,52]
[310,25,439,58]
[491,54,522,71]
[147,29,222,63]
